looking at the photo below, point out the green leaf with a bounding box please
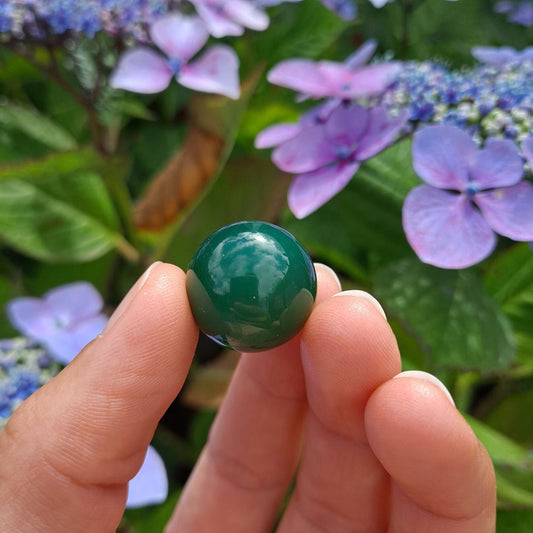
[0,102,78,151]
[374,259,516,372]
[122,491,180,533]
[246,0,351,68]
[466,415,533,508]
[497,509,533,533]
[0,150,135,262]
[485,244,533,368]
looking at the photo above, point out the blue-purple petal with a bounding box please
[45,281,104,326]
[178,45,240,99]
[344,39,377,70]
[6,298,56,340]
[110,48,172,94]
[288,161,360,219]
[469,138,524,190]
[44,314,108,365]
[471,46,519,66]
[272,124,336,173]
[150,13,208,62]
[474,182,533,241]
[224,0,269,31]
[126,445,168,509]
[355,107,409,161]
[412,125,478,190]
[403,186,497,269]
[254,123,302,149]
[267,59,328,97]
[191,0,243,37]
[344,63,401,98]
[324,104,369,150]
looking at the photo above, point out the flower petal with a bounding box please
[178,45,240,99]
[254,123,302,148]
[469,138,524,189]
[344,62,401,98]
[403,186,496,269]
[44,314,108,365]
[475,182,533,241]
[150,13,208,61]
[191,0,243,37]
[44,281,104,325]
[288,161,360,219]
[110,48,172,94]
[323,104,369,149]
[355,107,409,161]
[344,39,377,70]
[224,0,269,31]
[471,46,519,66]
[267,59,328,97]
[522,137,533,168]
[316,61,358,97]
[6,298,56,340]
[412,125,478,190]
[272,124,336,173]
[127,445,168,509]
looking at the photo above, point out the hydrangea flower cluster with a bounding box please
[378,56,533,149]
[0,0,181,40]
[256,41,406,218]
[495,1,533,26]
[0,337,60,429]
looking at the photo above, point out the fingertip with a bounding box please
[300,293,401,440]
[365,376,495,521]
[314,263,342,303]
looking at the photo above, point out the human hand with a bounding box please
[0,262,496,532]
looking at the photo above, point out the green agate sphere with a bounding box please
[186,221,317,352]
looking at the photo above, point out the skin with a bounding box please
[0,262,496,532]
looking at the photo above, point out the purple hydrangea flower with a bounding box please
[6,282,108,365]
[110,13,240,99]
[255,41,382,149]
[272,104,409,218]
[267,51,400,100]
[472,46,533,66]
[403,125,533,269]
[127,445,168,508]
[189,0,269,37]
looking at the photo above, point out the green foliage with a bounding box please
[0,150,134,262]
[375,259,516,372]
[466,415,533,508]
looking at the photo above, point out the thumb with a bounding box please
[0,263,198,532]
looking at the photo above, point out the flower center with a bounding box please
[464,181,481,197]
[336,146,352,160]
[167,57,182,75]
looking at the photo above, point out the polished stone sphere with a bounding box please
[186,221,317,352]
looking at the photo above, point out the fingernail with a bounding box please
[103,262,161,334]
[394,370,455,406]
[332,290,387,320]
[314,263,342,291]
